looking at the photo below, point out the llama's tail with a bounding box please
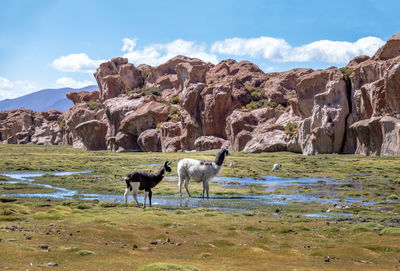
[122,177,132,191]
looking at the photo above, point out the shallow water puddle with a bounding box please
[1,171,374,210]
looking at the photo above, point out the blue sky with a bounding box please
[0,0,399,100]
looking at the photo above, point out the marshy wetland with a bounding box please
[0,145,399,270]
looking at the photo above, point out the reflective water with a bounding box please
[1,171,373,211]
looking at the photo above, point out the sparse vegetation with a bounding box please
[285,121,299,135]
[339,66,354,81]
[168,95,180,105]
[168,106,181,122]
[87,100,103,111]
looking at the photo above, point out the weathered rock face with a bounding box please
[75,120,108,150]
[61,103,105,148]
[109,132,140,152]
[380,116,400,155]
[137,129,161,152]
[264,68,313,105]
[103,96,147,147]
[160,122,182,152]
[194,136,227,151]
[350,117,382,156]
[31,122,61,145]
[372,32,400,61]
[66,91,100,105]
[298,68,349,155]
[225,108,281,151]
[94,57,143,100]
[344,32,400,155]
[119,101,168,136]
[0,108,35,142]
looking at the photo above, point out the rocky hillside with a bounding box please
[1,33,400,156]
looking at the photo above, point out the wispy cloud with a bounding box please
[122,38,219,66]
[211,36,384,63]
[0,76,39,100]
[52,53,106,73]
[55,77,96,89]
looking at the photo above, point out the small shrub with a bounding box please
[98,201,117,208]
[380,227,400,236]
[339,66,354,81]
[87,100,102,111]
[285,122,299,135]
[168,106,181,122]
[59,120,66,129]
[76,203,92,210]
[75,250,95,256]
[168,96,180,105]
[138,263,199,271]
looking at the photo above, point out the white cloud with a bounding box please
[0,76,39,101]
[52,53,106,73]
[55,77,96,89]
[121,38,137,53]
[122,38,219,66]
[211,36,385,64]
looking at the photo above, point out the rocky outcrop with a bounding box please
[3,32,400,156]
[94,57,143,100]
[298,68,349,155]
[0,108,35,142]
[194,136,227,151]
[61,103,104,148]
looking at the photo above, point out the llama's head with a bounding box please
[221,145,230,157]
[164,161,172,173]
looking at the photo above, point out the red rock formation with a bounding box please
[194,136,228,151]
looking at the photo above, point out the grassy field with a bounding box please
[0,144,399,270]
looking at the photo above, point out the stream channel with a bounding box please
[1,170,370,217]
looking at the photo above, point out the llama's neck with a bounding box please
[154,167,165,183]
[214,150,226,167]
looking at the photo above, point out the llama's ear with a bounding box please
[165,161,170,166]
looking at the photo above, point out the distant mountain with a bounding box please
[0,85,98,112]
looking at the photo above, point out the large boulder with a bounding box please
[380,116,400,155]
[75,120,108,150]
[61,103,105,148]
[137,129,161,152]
[119,101,169,136]
[66,90,100,105]
[350,117,382,156]
[103,96,147,140]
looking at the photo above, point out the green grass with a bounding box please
[0,145,400,270]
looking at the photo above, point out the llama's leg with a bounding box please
[143,191,149,209]
[205,181,210,199]
[132,182,140,207]
[148,189,152,206]
[184,179,191,197]
[178,174,184,197]
[202,181,205,199]
[124,188,129,207]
